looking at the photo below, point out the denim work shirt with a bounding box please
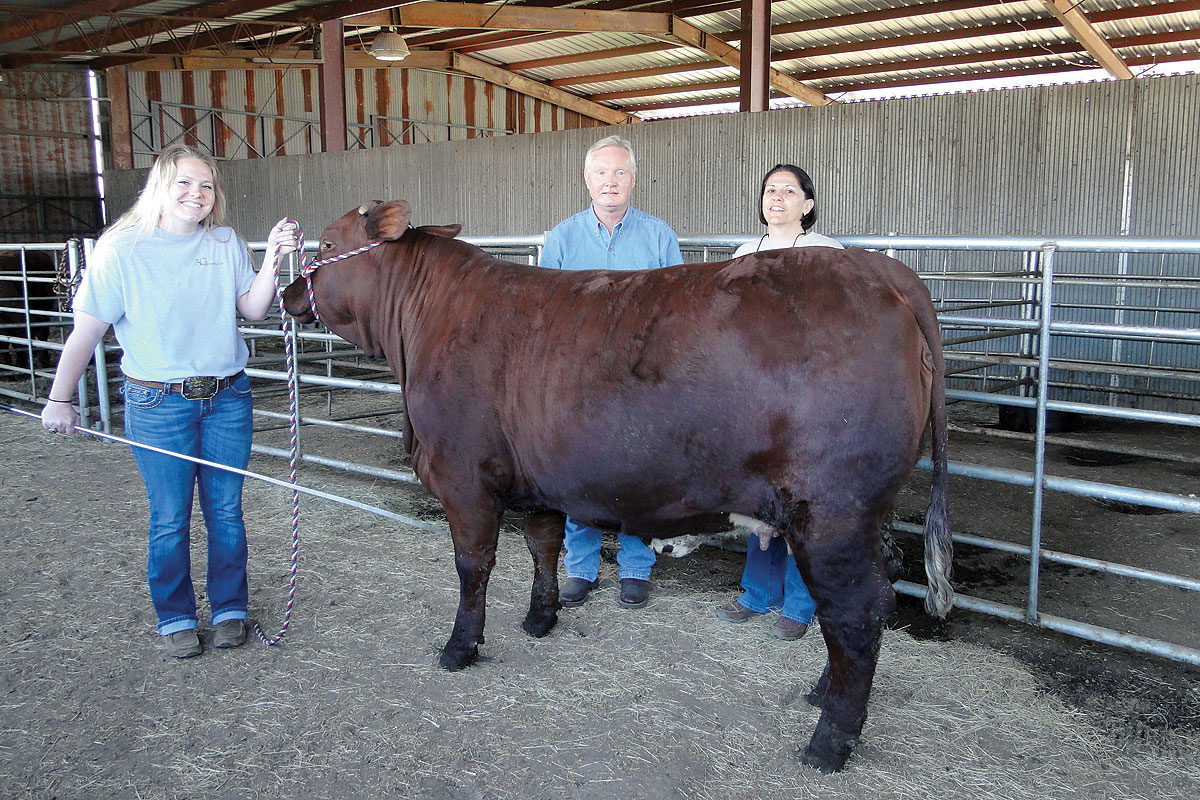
[541,206,683,271]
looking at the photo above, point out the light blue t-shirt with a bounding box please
[541,206,683,270]
[74,225,256,383]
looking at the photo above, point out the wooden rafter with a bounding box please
[341,2,834,106]
[666,18,832,106]
[348,2,673,36]
[1042,0,1133,79]
[449,53,634,125]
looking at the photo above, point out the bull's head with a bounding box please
[281,199,460,356]
[281,199,408,325]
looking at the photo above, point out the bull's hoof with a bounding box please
[800,727,859,774]
[521,608,558,638]
[438,641,479,671]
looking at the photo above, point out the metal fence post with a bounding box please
[1026,243,1058,623]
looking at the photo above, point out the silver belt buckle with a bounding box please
[181,376,218,400]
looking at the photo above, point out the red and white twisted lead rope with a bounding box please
[252,224,383,646]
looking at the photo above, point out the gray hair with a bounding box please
[584,135,637,175]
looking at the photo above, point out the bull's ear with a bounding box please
[421,224,462,239]
[364,200,412,241]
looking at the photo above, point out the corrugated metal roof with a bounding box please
[2,1,1198,121]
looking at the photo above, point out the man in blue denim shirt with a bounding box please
[540,134,683,610]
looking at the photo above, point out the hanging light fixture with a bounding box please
[369,27,410,62]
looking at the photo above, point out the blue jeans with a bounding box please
[739,534,817,624]
[562,517,656,581]
[123,374,253,635]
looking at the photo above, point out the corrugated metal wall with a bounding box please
[126,67,601,165]
[107,73,1200,242]
[0,67,101,242]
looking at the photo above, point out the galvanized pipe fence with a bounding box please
[2,233,1198,666]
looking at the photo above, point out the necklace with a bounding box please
[755,231,805,252]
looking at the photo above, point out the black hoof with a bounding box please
[438,642,479,671]
[799,744,846,774]
[800,726,859,773]
[521,608,558,638]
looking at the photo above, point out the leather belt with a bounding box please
[125,371,244,401]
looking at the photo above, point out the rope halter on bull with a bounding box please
[298,237,385,325]
[252,221,383,646]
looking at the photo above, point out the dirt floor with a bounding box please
[1,388,1199,800]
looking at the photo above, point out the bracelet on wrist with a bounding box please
[47,398,73,404]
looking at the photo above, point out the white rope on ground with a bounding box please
[0,405,446,535]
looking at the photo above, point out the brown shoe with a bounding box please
[162,629,202,658]
[213,619,247,649]
[715,599,762,623]
[618,578,650,609]
[770,617,810,640]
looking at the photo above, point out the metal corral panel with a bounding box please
[0,67,100,241]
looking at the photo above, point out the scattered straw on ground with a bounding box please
[2,412,1198,800]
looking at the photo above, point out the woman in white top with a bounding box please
[718,163,841,640]
[732,163,843,258]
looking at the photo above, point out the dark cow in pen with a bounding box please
[282,200,953,773]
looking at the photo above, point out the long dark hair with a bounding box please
[757,163,817,231]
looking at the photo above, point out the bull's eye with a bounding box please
[320,241,335,252]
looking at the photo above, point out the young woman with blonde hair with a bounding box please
[42,144,298,658]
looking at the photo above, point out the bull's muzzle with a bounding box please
[281,277,317,323]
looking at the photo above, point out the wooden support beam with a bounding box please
[667,18,832,106]
[449,53,633,125]
[1043,0,1133,79]
[739,0,769,112]
[349,3,672,36]
[106,65,134,170]
[319,19,347,152]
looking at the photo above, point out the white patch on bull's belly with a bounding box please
[649,514,780,558]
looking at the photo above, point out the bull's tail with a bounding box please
[913,294,954,618]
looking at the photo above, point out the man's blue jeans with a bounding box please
[123,374,253,635]
[739,534,817,624]
[562,517,655,581]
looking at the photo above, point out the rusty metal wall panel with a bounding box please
[129,68,322,164]
[125,66,582,161]
[0,68,100,241]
